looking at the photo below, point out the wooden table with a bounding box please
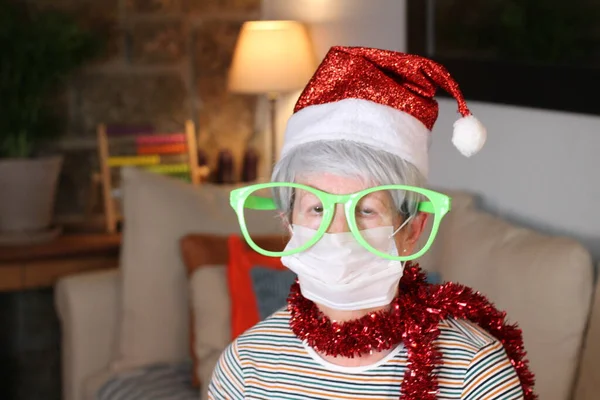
[0,233,121,291]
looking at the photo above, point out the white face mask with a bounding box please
[281,224,406,311]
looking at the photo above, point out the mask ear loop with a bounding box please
[389,214,415,269]
[389,214,414,238]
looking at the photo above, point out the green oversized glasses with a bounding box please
[230,182,451,261]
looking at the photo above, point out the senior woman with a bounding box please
[209,47,536,399]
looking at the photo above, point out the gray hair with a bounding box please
[271,140,427,219]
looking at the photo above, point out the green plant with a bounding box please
[0,0,106,158]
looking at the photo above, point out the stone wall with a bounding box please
[50,0,261,214]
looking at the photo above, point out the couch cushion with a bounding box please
[181,233,288,393]
[112,168,281,373]
[439,188,476,211]
[574,261,600,400]
[413,188,476,274]
[188,266,229,400]
[437,206,593,400]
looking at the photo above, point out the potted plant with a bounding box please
[0,0,105,242]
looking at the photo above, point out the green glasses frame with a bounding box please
[229,182,452,261]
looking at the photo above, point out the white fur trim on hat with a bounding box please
[280,98,431,177]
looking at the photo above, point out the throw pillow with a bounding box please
[226,234,291,339]
[425,271,442,285]
[112,168,281,373]
[189,266,229,400]
[249,266,297,320]
[180,233,287,391]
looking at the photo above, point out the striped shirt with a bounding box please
[209,308,524,399]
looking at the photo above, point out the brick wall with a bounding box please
[50,0,261,214]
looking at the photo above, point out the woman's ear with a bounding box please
[396,212,429,255]
[408,212,429,243]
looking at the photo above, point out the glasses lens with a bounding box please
[354,188,434,258]
[240,186,290,253]
[243,185,327,253]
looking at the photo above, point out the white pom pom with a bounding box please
[452,115,487,157]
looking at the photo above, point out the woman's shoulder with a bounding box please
[234,307,299,348]
[437,317,501,355]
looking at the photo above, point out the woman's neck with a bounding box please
[316,303,390,322]
[313,302,396,367]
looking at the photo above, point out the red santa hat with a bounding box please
[279,46,486,178]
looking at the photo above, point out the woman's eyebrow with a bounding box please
[363,191,392,204]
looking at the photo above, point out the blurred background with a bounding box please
[0,1,599,399]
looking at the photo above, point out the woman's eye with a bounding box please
[297,200,323,215]
[358,208,375,216]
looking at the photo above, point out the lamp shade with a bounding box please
[228,20,315,94]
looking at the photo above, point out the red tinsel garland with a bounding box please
[287,263,537,400]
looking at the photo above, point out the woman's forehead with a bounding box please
[296,173,375,195]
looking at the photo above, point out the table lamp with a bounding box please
[228,20,315,171]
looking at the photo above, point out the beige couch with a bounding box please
[55,168,600,400]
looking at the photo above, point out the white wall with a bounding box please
[262,0,600,261]
[262,0,407,56]
[431,99,600,260]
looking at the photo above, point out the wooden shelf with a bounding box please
[0,233,121,291]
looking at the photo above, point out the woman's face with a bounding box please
[292,173,429,255]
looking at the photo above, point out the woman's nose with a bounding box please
[327,205,350,233]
